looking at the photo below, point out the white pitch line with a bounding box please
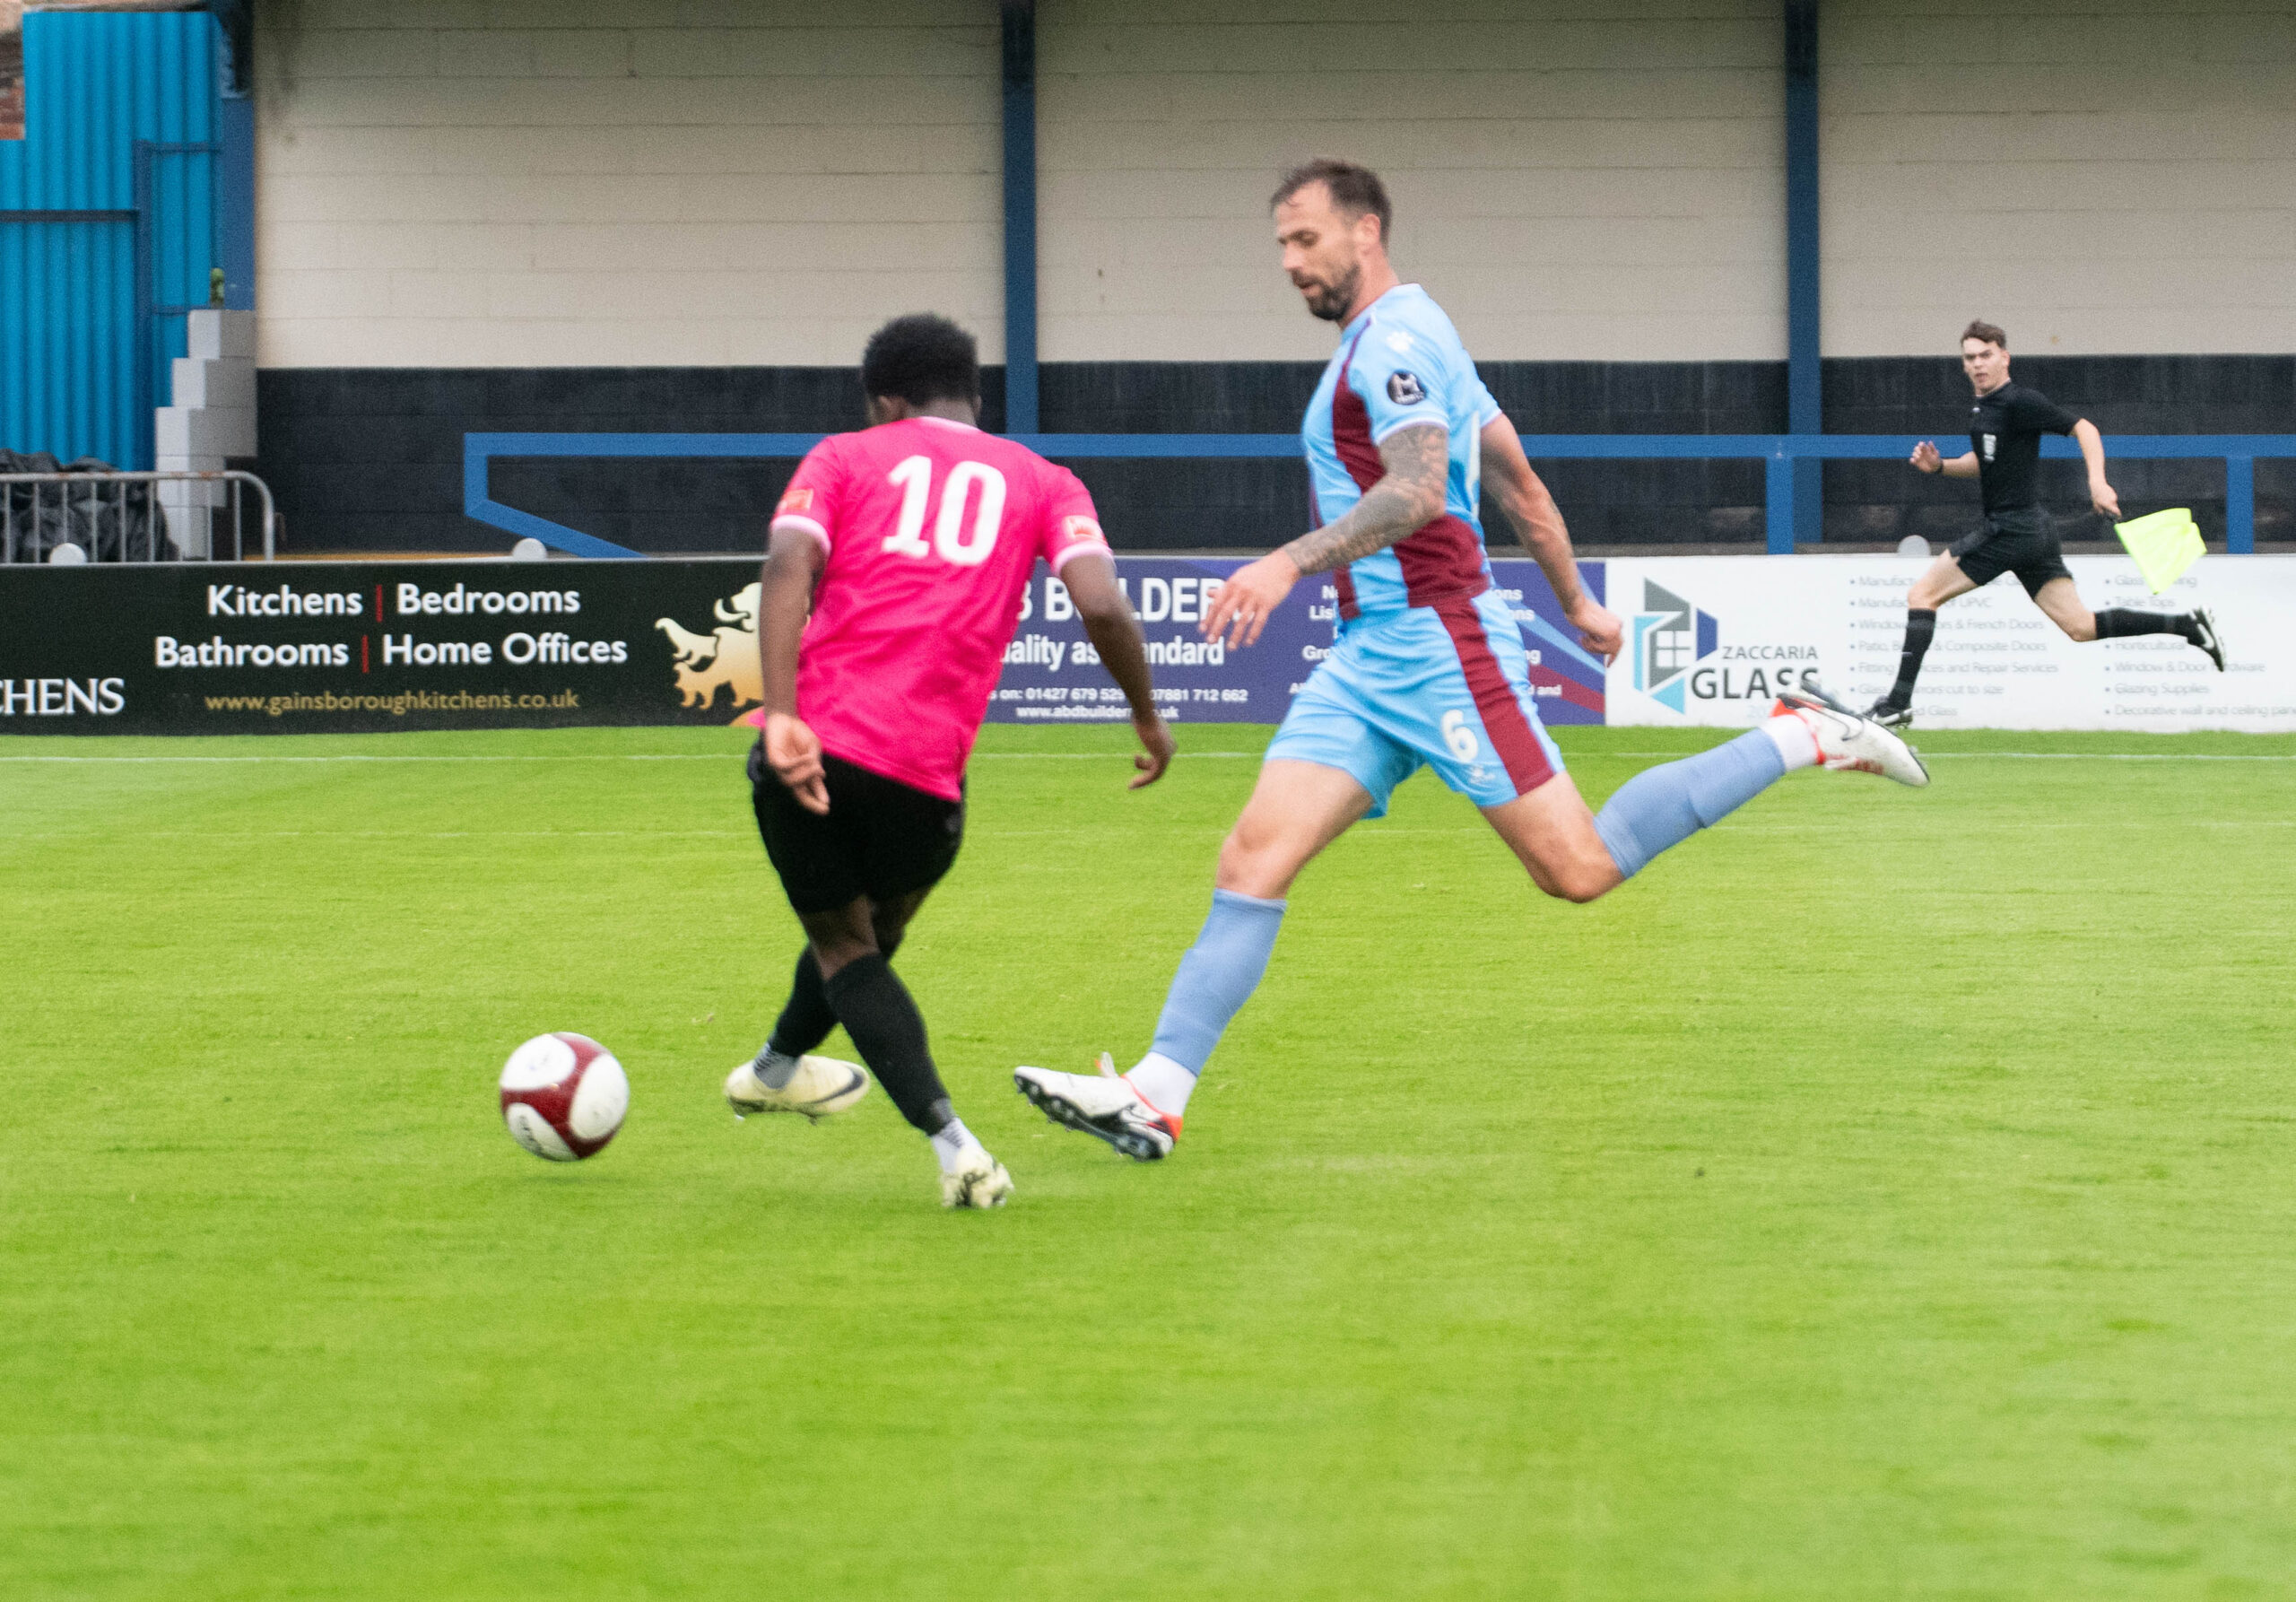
[0,753,736,763]
[0,750,1269,764]
[1610,751,2296,762]
[1,748,2291,766]
[1920,752,2296,762]
[2,829,752,840]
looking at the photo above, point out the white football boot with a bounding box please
[724,1052,871,1121]
[1013,1053,1182,1162]
[941,1152,1013,1209]
[1776,684,1930,788]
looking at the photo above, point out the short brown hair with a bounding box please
[1961,319,2008,349]
[1272,158,1392,243]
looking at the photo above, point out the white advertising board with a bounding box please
[1602,554,2296,733]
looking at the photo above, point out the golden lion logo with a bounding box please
[656,582,761,723]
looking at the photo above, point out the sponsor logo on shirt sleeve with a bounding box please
[1387,371,1426,405]
[777,486,815,515]
[1060,515,1106,546]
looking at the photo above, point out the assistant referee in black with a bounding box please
[1868,319,2223,727]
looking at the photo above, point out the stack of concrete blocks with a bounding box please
[155,309,256,559]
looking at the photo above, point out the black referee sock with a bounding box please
[1888,609,1937,707]
[2094,607,2198,644]
[820,953,954,1136]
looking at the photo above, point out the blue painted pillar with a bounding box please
[2227,456,2255,553]
[217,96,254,310]
[214,0,254,309]
[1785,1,1821,548]
[1000,0,1039,433]
[1765,450,1796,554]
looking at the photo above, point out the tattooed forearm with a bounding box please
[1477,416,1586,613]
[1280,423,1448,576]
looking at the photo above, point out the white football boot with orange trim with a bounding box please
[1776,684,1930,788]
[1013,1052,1182,1162]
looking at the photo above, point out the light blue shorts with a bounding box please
[1265,588,1565,819]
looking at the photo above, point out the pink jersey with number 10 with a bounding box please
[769,415,1113,802]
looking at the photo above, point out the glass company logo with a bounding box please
[1631,580,1821,711]
[1632,581,1718,713]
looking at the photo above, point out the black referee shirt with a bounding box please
[1969,380,2082,513]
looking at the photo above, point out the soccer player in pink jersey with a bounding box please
[725,314,1173,1208]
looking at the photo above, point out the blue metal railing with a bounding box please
[464,431,2295,561]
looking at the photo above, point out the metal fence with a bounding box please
[464,431,2296,560]
[0,470,275,563]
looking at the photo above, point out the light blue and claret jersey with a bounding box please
[1301,283,1503,622]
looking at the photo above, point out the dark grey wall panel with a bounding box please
[1820,354,2296,544]
[257,356,2292,554]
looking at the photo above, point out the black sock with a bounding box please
[765,949,837,1060]
[1888,609,1936,706]
[2094,607,2197,643]
[821,953,952,1135]
[766,933,906,1061]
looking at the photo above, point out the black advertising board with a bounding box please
[0,559,771,736]
[0,556,1596,736]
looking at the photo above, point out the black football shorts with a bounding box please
[749,742,965,916]
[1950,508,2073,598]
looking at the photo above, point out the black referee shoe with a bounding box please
[2189,607,2226,671]
[1863,698,1914,730]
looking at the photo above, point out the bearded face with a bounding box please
[1275,184,1376,325]
[1294,257,1363,323]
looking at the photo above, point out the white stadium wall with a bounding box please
[252,0,1004,369]
[239,2,2293,557]
[251,0,2295,370]
[1035,1,1788,363]
[1822,0,2296,358]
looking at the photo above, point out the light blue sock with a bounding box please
[1592,728,1787,880]
[1146,889,1288,1075]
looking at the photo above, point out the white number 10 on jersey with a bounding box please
[883,456,1007,567]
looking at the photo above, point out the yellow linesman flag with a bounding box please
[2113,508,2205,594]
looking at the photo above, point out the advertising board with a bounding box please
[1602,554,2296,734]
[2,553,2282,736]
[1,560,766,735]
[0,556,1597,736]
[986,558,1605,728]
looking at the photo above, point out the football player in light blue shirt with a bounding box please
[1014,161,1928,1162]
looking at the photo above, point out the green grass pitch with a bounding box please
[5,721,2294,1599]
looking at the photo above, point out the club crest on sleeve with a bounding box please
[777,486,814,515]
[1387,371,1426,405]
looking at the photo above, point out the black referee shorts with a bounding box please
[1950,509,2073,598]
[749,742,965,916]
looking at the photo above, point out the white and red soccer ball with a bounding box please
[500,1032,629,1161]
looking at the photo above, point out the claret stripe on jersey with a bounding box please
[1433,598,1557,796]
[1327,329,1387,499]
[1324,328,1378,621]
